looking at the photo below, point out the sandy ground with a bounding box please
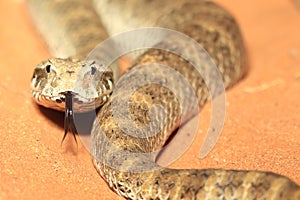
[0,0,300,199]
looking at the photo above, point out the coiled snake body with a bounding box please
[29,0,300,199]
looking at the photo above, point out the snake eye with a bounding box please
[46,65,51,73]
[91,66,96,75]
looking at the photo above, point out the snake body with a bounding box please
[29,0,300,199]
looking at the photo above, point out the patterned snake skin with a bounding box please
[29,0,300,199]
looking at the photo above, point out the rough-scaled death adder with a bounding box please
[29,0,300,199]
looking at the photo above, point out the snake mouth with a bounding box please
[61,91,78,145]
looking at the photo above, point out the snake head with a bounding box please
[31,57,114,113]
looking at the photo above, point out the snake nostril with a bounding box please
[66,70,75,74]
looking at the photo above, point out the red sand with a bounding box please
[0,0,299,199]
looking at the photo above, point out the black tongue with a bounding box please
[61,91,78,145]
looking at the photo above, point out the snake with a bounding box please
[28,0,300,199]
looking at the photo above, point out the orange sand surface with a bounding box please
[0,0,299,199]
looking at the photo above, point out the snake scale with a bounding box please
[29,0,300,199]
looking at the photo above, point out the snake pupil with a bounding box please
[46,65,51,73]
[91,66,96,75]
